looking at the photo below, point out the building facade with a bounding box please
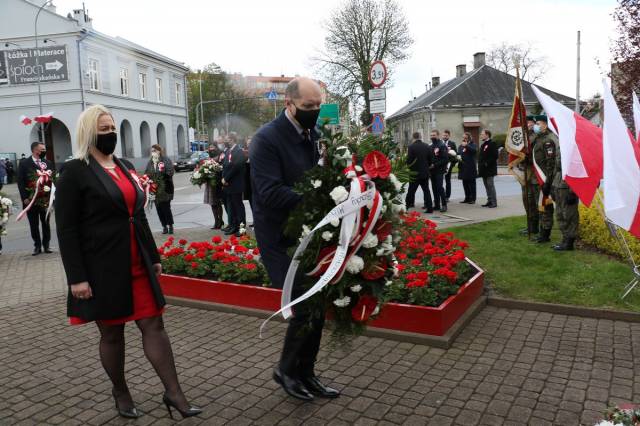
[0,0,189,168]
[387,52,575,148]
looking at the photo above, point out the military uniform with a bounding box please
[551,148,579,251]
[519,128,540,236]
[532,128,559,242]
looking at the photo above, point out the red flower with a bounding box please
[212,252,227,260]
[244,263,257,271]
[184,254,194,262]
[179,239,187,245]
[252,248,260,255]
[351,295,378,323]
[406,279,427,288]
[361,258,387,280]
[196,251,206,259]
[396,253,407,260]
[362,150,391,179]
[190,262,198,269]
[374,220,392,242]
[410,259,421,266]
[234,245,249,253]
[212,236,222,244]
[246,254,254,261]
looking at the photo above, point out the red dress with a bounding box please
[70,166,165,325]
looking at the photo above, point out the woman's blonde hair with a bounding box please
[75,104,114,163]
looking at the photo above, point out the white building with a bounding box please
[0,0,190,168]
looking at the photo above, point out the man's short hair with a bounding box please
[285,80,300,100]
[443,129,451,135]
[483,129,492,138]
[412,132,421,140]
[30,141,43,152]
[430,129,440,136]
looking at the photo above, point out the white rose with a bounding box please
[312,180,322,189]
[345,255,364,274]
[193,171,201,179]
[385,279,393,287]
[350,284,362,293]
[1,198,12,206]
[330,186,349,205]
[333,296,351,307]
[383,192,391,200]
[301,224,312,238]
[389,173,403,191]
[381,204,387,214]
[321,231,333,241]
[362,233,378,249]
[355,165,363,172]
[330,218,340,227]
[391,201,406,214]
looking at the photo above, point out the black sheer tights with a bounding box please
[96,316,189,411]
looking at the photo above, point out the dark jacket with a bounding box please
[17,156,55,202]
[444,139,458,171]
[406,139,433,179]
[55,156,164,320]
[457,142,478,180]
[478,139,499,178]
[144,156,175,202]
[222,144,246,194]
[431,139,449,175]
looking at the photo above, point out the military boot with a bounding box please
[553,237,575,251]
[536,228,551,243]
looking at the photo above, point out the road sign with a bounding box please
[318,103,340,125]
[371,114,385,134]
[369,88,386,101]
[4,45,69,85]
[265,90,278,101]
[369,99,386,114]
[369,60,387,88]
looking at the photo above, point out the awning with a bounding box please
[463,122,481,128]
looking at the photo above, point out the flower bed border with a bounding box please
[160,258,485,348]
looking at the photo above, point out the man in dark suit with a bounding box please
[478,129,499,208]
[405,131,434,213]
[18,142,54,255]
[221,132,246,236]
[250,77,339,402]
[442,129,457,202]
[429,129,449,213]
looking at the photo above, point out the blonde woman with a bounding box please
[55,105,201,420]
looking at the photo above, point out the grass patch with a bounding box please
[451,215,640,312]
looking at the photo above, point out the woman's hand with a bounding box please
[153,263,162,279]
[70,281,93,300]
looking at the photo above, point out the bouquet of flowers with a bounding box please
[160,235,269,285]
[26,162,55,209]
[276,129,414,339]
[596,405,640,426]
[190,158,221,187]
[0,193,12,236]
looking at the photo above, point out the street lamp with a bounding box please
[34,0,53,148]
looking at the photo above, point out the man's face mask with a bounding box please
[533,124,542,134]
[292,103,320,130]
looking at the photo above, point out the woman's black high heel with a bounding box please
[162,393,202,419]
[112,389,142,419]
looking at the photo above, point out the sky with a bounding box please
[50,0,618,115]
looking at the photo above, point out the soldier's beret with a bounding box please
[526,115,536,121]
[535,114,548,123]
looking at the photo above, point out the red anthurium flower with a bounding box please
[362,150,391,179]
[374,220,392,242]
[361,258,387,280]
[351,295,378,323]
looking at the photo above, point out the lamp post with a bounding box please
[34,0,53,148]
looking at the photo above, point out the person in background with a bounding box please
[405,131,433,213]
[519,115,540,237]
[532,115,559,243]
[221,132,246,236]
[478,129,498,208]
[205,141,225,229]
[442,130,457,202]
[145,144,175,235]
[429,129,449,213]
[243,137,253,218]
[457,132,477,204]
[5,159,15,184]
[0,158,6,190]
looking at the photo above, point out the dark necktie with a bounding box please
[302,129,310,143]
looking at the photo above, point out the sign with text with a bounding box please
[369,99,386,114]
[318,103,340,125]
[0,55,7,85]
[368,60,387,88]
[4,45,69,85]
[368,88,386,101]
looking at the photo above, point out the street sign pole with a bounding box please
[34,0,52,153]
[368,60,387,133]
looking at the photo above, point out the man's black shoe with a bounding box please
[424,208,434,213]
[32,247,42,256]
[300,376,340,398]
[434,205,441,211]
[273,368,313,402]
[224,228,239,236]
[440,206,447,213]
[460,199,470,204]
[488,204,497,208]
[43,247,53,254]
[221,225,232,232]
[481,202,490,207]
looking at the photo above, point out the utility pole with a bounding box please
[198,72,205,141]
[576,30,581,113]
[35,0,52,152]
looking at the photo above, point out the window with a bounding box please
[175,82,182,106]
[155,77,163,103]
[139,72,147,100]
[88,58,100,91]
[119,68,129,96]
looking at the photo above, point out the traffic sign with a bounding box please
[369,99,386,114]
[369,60,387,88]
[318,103,340,125]
[371,114,385,134]
[265,90,278,100]
[369,88,386,101]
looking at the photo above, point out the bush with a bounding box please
[579,195,640,263]
[492,133,507,149]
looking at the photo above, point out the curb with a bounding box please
[487,295,640,323]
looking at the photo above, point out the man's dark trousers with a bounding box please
[405,178,432,210]
[226,192,245,230]
[433,173,446,209]
[445,168,454,200]
[27,206,50,249]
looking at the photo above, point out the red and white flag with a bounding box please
[532,85,603,207]
[633,91,640,143]
[34,112,53,124]
[602,81,640,238]
[505,70,528,185]
[19,115,32,125]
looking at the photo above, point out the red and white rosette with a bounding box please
[260,169,384,336]
[16,169,53,222]
[129,170,155,209]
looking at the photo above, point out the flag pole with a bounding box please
[515,60,531,238]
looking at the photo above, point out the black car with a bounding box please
[174,151,210,172]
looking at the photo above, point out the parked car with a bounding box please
[174,151,209,172]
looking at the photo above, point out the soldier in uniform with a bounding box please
[531,115,558,243]
[551,143,580,251]
[518,115,539,237]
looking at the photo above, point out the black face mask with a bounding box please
[96,132,117,155]
[294,105,320,130]
[39,151,47,160]
[430,137,438,143]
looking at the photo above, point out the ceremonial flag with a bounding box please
[602,81,640,238]
[505,69,528,185]
[532,86,602,207]
[34,112,53,124]
[19,115,32,125]
[633,91,640,142]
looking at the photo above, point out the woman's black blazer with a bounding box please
[55,156,165,320]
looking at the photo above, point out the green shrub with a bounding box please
[493,133,507,149]
[579,195,640,263]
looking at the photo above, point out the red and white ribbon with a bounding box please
[16,170,53,221]
[129,171,154,209]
